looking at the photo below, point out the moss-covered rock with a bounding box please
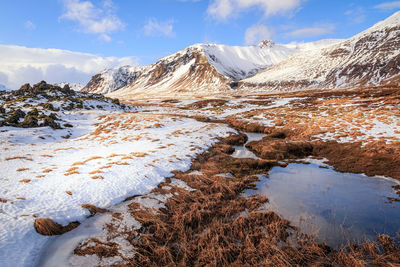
[41,116,61,129]
[6,109,26,124]
[21,115,39,128]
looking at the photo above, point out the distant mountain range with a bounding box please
[82,11,400,99]
[54,83,84,92]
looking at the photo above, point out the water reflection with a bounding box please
[245,163,400,248]
[231,132,265,160]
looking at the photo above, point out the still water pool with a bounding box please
[245,162,400,248]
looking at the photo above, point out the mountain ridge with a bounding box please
[240,11,400,91]
[82,11,400,98]
[82,39,340,97]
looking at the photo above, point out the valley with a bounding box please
[1,9,400,267]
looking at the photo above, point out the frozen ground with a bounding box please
[0,108,234,267]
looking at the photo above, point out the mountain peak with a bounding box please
[257,40,275,48]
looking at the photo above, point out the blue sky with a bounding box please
[1,0,400,64]
[0,0,399,89]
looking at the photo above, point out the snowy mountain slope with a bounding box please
[83,40,340,98]
[0,84,11,91]
[55,82,84,91]
[200,39,341,81]
[81,65,146,94]
[241,11,400,91]
[107,46,232,99]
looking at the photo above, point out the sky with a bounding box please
[0,0,399,89]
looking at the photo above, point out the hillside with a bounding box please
[82,40,340,98]
[241,11,400,91]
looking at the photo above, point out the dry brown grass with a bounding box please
[91,175,104,180]
[19,179,31,183]
[34,218,80,236]
[36,175,46,178]
[81,204,108,216]
[42,169,53,173]
[72,156,103,166]
[16,168,29,172]
[40,154,53,158]
[53,147,74,152]
[89,170,103,175]
[131,152,148,158]
[0,198,7,203]
[66,191,73,196]
[65,167,80,176]
[5,156,33,161]
[72,132,400,266]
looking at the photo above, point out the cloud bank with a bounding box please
[285,24,335,38]
[144,18,175,37]
[60,0,124,41]
[207,0,302,20]
[0,45,137,90]
[244,25,273,45]
[374,1,400,11]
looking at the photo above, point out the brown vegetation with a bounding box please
[34,218,80,236]
[72,133,400,266]
[5,156,33,161]
[81,204,108,217]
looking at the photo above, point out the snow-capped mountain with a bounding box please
[54,82,84,91]
[82,40,340,98]
[82,11,400,98]
[81,66,145,94]
[0,84,11,91]
[241,11,400,91]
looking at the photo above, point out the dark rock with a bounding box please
[21,115,38,128]
[41,116,61,129]
[6,109,26,124]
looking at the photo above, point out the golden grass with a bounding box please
[81,204,108,216]
[72,156,103,166]
[19,179,31,183]
[65,167,80,176]
[42,169,53,173]
[54,147,74,152]
[17,168,29,172]
[40,154,53,158]
[66,191,73,196]
[5,156,33,161]
[91,175,104,180]
[34,218,80,236]
[131,152,148,157]
[64,171,79,176]
[89,170,103,175]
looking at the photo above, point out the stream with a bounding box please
[235,133,400,248]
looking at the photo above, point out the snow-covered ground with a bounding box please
[0,109,235,267]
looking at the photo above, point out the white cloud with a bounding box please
[24,21,36,30]
[207,0,302,20]
[60,0,124,41]
[285,24,335,38]
[0,44,137,90]
[374,1,400,10]
[144,18,175,37]
[244,24,273,45]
